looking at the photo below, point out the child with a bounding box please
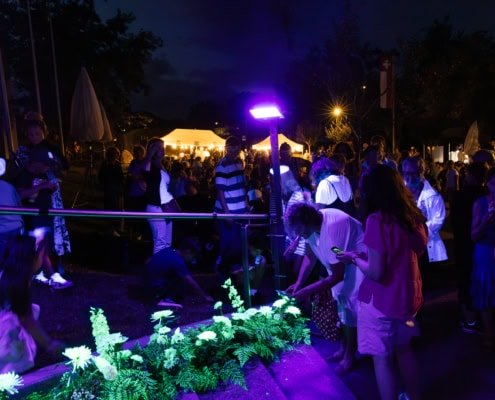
[0,235,64,373]
[145,237,214,308]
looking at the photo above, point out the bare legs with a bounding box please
[373,344,420,400]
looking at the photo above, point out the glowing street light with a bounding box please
[332,106,343,117]
[249,105,284,120]
[250,103,285,293]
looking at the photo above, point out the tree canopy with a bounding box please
[0,0,162,136]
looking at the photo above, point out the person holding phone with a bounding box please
[337,165,427,400]
[285,202,365,375]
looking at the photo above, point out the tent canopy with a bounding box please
[252,134,304,153]
[161,129,225,149]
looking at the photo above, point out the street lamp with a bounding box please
[332,106,343,118]
[249,104,286,292]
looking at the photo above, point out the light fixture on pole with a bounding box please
[250,104,285,291]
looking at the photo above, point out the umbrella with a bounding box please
[100,103,114,142]
[70,67,104,142]
[463,121,480,156]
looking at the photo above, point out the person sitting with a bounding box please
[0,235,64,373]
[145,237,214,309]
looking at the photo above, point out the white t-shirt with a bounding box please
[315,175,353,206]
[306,208,365,299]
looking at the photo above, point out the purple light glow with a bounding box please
[249,105,284,119]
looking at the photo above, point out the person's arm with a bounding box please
[17,181,57,200]
[286,247,317,294]
[337,248,386,282]
[425,194,446,236]
[217,189,230,213]
[19,313,63,354]
[182,275,214,302]
[292,261,345,300]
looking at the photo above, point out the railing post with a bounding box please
[240,223,251,308]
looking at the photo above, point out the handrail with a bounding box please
[0,206,269,220]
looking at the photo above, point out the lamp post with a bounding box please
[250,105,285,291]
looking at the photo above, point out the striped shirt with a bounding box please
[284,190,307,256]
[214,157,247,213]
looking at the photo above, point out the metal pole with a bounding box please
[48,13,65,155]
[240,224,251,308]
[269,124,285,290]
[0,48,14,156]
[26,0,42,114]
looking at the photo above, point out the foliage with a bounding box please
[15,280,310,400]
[0,0,162,131]
[397,19,495,145]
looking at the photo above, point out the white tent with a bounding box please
[252,133,304,153]
[161,128,225,149]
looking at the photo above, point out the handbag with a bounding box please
[311,288,342,342]
[161,198,182,213]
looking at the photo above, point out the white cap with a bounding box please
[0,158,5,177]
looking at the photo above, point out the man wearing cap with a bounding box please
[0,158,24,265]
[213,136,247,276]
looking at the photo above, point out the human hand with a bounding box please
[286,282,301,295]
[336,250,359,264]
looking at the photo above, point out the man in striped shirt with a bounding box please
[214,136,248,276]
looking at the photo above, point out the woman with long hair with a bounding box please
[337,165,427,400]
[0,235,64,373]
[14,112,72,289]
[143,138,179,254]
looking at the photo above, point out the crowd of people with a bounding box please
[1,111,495,400]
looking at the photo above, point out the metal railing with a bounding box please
[0,206,272,307]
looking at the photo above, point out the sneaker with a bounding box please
[49,273,74,290]
[34,271,49,285]
[157,298,183,309]
[461,320,480,334]
[112,229,121,237]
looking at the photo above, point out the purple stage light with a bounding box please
[249,105,283,120]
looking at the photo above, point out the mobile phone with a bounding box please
[331,246,343,255]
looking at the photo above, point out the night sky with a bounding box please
[95,0,495,120]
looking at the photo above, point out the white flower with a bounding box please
[171,328,184,344]
[63,346,92,371]
[130,355,143,363]
[151,310,174,321]
[158,326,171,335]
[232,312,249,321]
[213,301,223,310]
[272,299,287,308]
[0,372,23,395]
[119,350,132,358]
[93,356,118,381]
[163,348,178,369]
[245,308,258,317]
[213,315,232,327]
[258,306,273,317]
[197,330,217,341]
[285,306,301,316]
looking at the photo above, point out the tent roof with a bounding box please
[161,128,225,148]
[252,133,304,153]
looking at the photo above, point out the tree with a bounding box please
[397,19,495,146]
[295,120,322,152]
[0,0,162,135]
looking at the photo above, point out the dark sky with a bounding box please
[95,0,495,120]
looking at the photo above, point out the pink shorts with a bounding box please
[357,301,419,357]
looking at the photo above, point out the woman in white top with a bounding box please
[313,155,354,216]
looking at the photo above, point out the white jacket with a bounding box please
[417,179,448,262]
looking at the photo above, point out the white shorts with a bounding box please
[357,301,419,357]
